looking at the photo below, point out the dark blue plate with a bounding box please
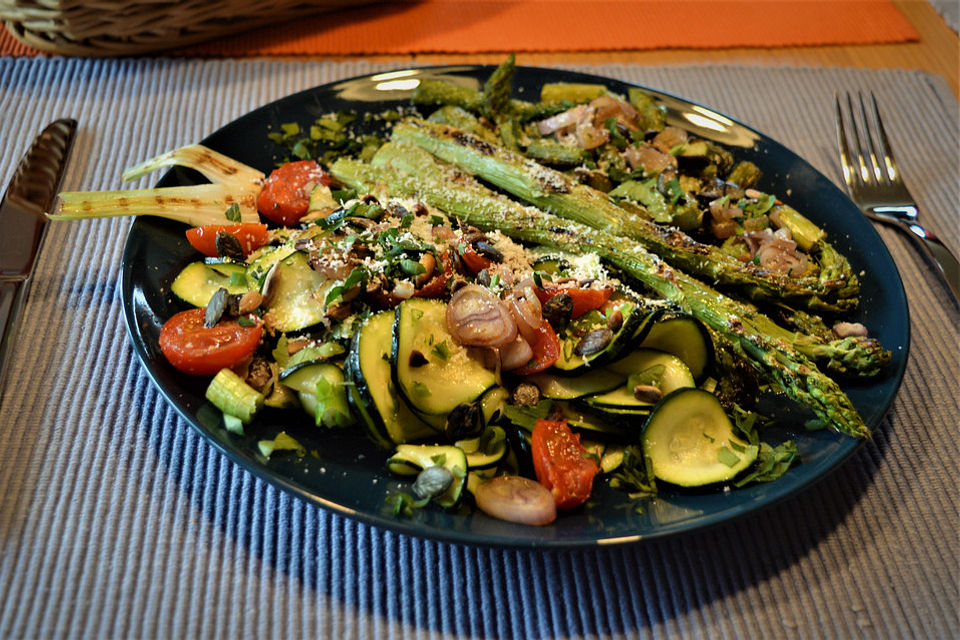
[120,66,909,548]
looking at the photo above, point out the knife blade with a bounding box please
[0,118,77,402]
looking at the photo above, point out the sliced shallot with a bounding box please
[446,284,517,348]
[499,334,534,371]
[507,284,543,344]
[474,476,557,526]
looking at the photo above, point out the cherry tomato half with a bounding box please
[531,419,600,509]
[256,160,330,226]
[185,223,269,257]
[414,250,453,299]
[158,308,263,376]
[459,247,492,275]
[535,286,613,318]
[511,320,560,375]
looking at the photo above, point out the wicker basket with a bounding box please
[0,0,371,56]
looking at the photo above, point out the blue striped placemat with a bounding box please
[0,58,957,639]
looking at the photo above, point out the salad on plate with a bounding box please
[49,57,891,528]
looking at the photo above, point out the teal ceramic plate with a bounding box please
[120,66,909,548]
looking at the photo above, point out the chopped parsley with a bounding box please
[224,203,241,222]
[431,340,451,360]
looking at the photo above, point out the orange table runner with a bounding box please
[0,0,919,57]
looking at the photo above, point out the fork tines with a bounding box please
[835,91,903,194]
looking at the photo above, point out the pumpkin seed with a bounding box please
[574,328,613,355]
[633,384,662,403]
[204,287,228,327]
[215,232,245,260]
[413,466,454,500]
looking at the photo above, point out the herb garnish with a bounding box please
[224,203,242,222]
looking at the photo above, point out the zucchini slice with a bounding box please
[345,311,436,448]
[594,349,696,396]
[392,299,496,418]
[262,251,333,333]
[642,388,758,487]
[245,243,297,281]
[386,444,468,509]
[556,402,632,439]
[455,426,509,469]
[480,386,510,425]
[599,348,696,408]
[526,370,624,400]
[599,445,626,474]
[279,362,353,428]
[551,303,657,374]
[170,261,250,307]
[638,313,714,381]
[279,361,341,393]
[572,402,651,431]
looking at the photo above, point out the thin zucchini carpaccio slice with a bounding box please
[642,388,757,487]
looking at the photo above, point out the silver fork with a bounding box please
[835,91,959,303]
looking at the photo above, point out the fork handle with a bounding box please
[898,220,960,304]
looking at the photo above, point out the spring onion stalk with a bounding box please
[206,368,264,424]
[49,145,264,226]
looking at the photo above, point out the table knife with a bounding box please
[0,119,77,403]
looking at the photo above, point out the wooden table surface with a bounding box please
[302,1,958,97]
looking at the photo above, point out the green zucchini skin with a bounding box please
[526,370,624,400]
[386,444,468,509]
[637,313,715,381]
[557,402,634,441]
[566,402,649,436]
[391,299,496,421]
[261,251,333,333]
[587,348,696,410]
[170,261,250,307]
[642,388,758,487]
[283,362,353,428]
[551,305,661,376]
[455,426,509,469]
[345,311,436,449]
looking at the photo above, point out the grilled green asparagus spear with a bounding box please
[427,106,501,146]
[480,52,515,121]
[390,118,860,313]
[367,141,888,378]
[412,56,563,123]
[330,149,878,438]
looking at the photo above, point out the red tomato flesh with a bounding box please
[158,308,263,376]
[535,286,613,318]
[531,419,600,509]
[256,160,330,226]
[510,320,560,375]
[458,247,492,275]
[413,250,453,299]
[185,223,268,257]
